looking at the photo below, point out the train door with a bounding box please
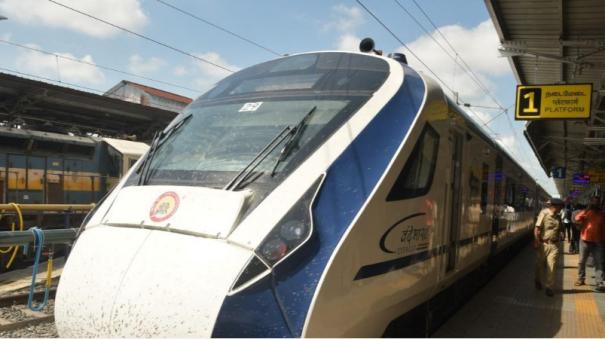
[490,155,503,255]
[46,157,64,204]
[26,155,46,204]
[446,131,464,272]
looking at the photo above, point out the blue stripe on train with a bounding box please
[212,65,425,337]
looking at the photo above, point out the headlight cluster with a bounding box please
[231,175,324,291]
[255,175,324,266]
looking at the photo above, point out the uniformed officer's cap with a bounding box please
[547,198,564,206]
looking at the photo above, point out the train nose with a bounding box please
[55,225,251,337]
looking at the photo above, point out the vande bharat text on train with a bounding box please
[55,38,549,337]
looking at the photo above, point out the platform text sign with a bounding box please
[515,83,592,120]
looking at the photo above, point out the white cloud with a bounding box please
[1,32,11,42]
[327,4,365,51]
[191,52,239,91]
[15,44,105,85]
[324,4,364,33]
[0,0,147,38]
[173,66,187,77]
[128,54,164,74]
[336,33,361,51]
[398,19,508,108]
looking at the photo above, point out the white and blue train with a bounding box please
[55,41,549,337]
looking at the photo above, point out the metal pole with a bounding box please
[0,228,78,246]
[0,203,94,212]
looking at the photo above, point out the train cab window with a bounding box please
[387,124,439,201]
[136,52,390,191]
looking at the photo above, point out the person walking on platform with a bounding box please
[570,204,583,254]
[561,201,573,243]
[574,196,605,292]
[534,198,564,297]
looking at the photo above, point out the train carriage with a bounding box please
[0,127,147,206]
[55,46,549,337]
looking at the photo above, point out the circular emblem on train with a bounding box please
[149,191,180,222]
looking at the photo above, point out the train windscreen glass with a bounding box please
[136,52,389,189]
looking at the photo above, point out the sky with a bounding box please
[0,0,558,195]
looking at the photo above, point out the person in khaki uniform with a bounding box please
[534,198,564,297]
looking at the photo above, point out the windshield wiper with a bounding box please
[270,106,317,176]
[137,114,193,185]
[223,126,291,191]
[224,106,317,191]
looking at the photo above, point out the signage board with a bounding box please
[587,170,605,183]
[515,83,592,120]
[572,173,590,185]
[551,167,566,179]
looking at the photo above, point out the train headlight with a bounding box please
[260,238,288,262]
[279,220,307,241]
[255,175,324,266]
[231,175,324,292]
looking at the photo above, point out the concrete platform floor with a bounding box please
[433,243,605,337]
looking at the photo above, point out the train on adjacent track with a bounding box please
[0,129,148,270]
[0,128,147,206]
[55,41,549,337]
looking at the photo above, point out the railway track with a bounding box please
[0,289,57,337]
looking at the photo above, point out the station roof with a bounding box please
[0,72,179,142]
[486,0,605,199]
[106,80,193,105]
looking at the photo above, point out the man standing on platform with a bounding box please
[534,198,564,297]
[560,199,573,243]
[574,196,605,292]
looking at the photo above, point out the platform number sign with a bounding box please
[515,83,592,120]
[551,166,566,179]
[518,87,541,117]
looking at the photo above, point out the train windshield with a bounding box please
[133,52,389,190]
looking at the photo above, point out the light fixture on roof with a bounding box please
[359,38,383,56]
[498,46,592,69]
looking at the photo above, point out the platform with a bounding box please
[433,243,605,337]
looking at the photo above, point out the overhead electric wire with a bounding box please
[400,0,528,162]
[482,111,506,127]
[47,0,235,73]
[354,0,456,96]
[155,0,283,57]
[0,38,202,94]
[395,1,535,169]
[409,0,505,111]
[394,0,504,112]
[466,106,499,136]
[355,1,494,128]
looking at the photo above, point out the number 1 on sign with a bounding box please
[523,92,538,113]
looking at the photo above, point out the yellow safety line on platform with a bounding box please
[564,246,605,338]
[574,289,605,337]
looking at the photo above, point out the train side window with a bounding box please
[387,123,440,201]
[481,163,489,214]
